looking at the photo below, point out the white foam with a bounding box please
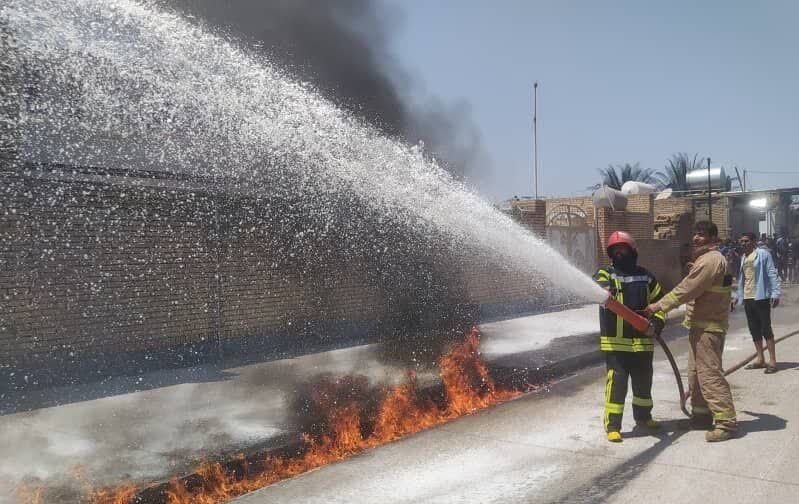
[4,0,607,304]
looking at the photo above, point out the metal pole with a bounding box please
[743,169,747,192]
[533,82,539,199]
[707,157,712,222]
[733,166,744,192]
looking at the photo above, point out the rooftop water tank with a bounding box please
[655,188,673,200]
[686,167,727,192]
[592,185,628,211]
[621,181,657,195]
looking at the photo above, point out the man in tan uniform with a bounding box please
[645,221,736,442]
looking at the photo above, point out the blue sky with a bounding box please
[383,0,799,200]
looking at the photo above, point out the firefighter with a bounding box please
[645,221,737,442]
[593,231,666,442]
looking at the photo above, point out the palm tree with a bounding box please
[596,162,659,190]
[658,153,705,192]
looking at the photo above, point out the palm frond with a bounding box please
[657,152,705,193]
[597,162,658,190]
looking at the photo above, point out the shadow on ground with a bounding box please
[736,410,788,437]
[548,410,787,503]
[548,425,688,504]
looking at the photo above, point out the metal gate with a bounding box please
[546,204,597,274]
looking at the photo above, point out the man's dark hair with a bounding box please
[694,220,718,237]
[740,232,757,242]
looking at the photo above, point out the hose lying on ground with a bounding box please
[723,329,799,376]
[661,329,799,418]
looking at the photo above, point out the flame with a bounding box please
[89,484,139,504]
[15,486,43,504]
[18,327,523,504]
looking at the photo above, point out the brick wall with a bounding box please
[0,177,221,365]
[510,199,547,238]
[625,194,654,215]
[589,194,686,290]
[691,196,731,239]
[594,195,654,266]
[545,196,595,223]
[654,197,692,217]
[655,195,731,239]
[0,174,396,384]
[2,173,561,387]
[636,239,683,291]
[540,194,687,287]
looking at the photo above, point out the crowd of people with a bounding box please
[720,230,799,284]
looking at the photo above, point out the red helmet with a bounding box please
[607,231,637,255]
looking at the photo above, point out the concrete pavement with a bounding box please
[0,302,611,503]
[234,285,799,504]
[2,286,797,503]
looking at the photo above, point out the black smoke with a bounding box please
[165,0,489,179]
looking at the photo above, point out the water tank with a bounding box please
[655,188,673,200]
[592,185,628,211]
[621,181,657,195]
[686,167,727,192]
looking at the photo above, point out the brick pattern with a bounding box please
[6,177,737,369]
[1,177,219,362]
[510,199,547,238]
[1,176,558,368]
[654,198,692,217]
[461,261,543,304]
[655,196,731,239]
[588,195,689,290]
[636,239,684,291]
[545,197,595,223]
[624,194,654,214]
[690,196,731,239]
[595,196,655,267]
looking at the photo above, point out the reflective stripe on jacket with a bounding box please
[655,246,732,333]
[593,266,665,352]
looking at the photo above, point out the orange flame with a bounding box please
[89,484,139,504]
[19,327,523,504]
[15,486,43,504]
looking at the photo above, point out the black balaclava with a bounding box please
[610,247,638,273]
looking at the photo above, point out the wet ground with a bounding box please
[2,287,797,503]
[0,302,604,503]
[235,285,799,503]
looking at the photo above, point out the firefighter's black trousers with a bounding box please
[604,351,654,432]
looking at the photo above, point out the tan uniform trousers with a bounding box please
[687,326,737,430]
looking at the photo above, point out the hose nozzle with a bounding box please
[601,295,654,336]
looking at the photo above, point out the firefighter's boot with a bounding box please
[635,419,661,430]
[705,420,737,442]
[607,431,622,443]
[705,428,735,442]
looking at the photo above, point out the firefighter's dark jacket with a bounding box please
[593,265,666,352]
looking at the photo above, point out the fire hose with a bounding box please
[601,295,799,419]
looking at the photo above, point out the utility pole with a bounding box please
[733,166,744,193]
[707,157,712,222]
[533,81,539,199]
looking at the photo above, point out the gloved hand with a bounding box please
[650,317,665,337]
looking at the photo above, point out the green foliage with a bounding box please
[658,153,704,192]
[596,162,659,190]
